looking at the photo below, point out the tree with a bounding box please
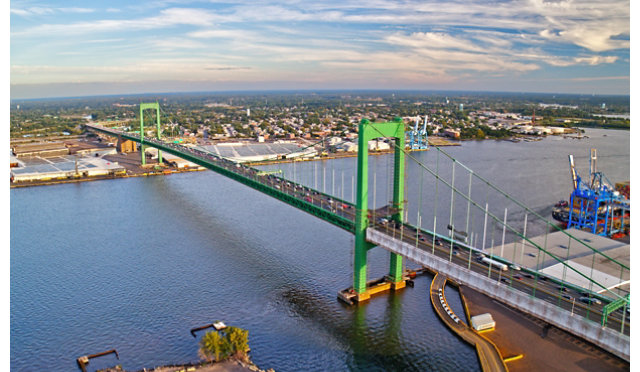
[199,330,229,362]
[198,327,249,363]
[225,327,250,361]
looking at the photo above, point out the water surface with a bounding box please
[11,128,629,371]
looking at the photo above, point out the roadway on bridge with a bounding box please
[429,273,508,372]
[373,222,630,336]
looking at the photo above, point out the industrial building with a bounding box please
[10,154,125,183]
[12,142,69,158]
[200,141,317,163]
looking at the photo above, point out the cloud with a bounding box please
[11,6,94,16]
[9,0,630,95]
[153,38,209,50]
[12,8,218,37]
[385,32,484,53]
[10,7,54,16]
[58,8,95,14]
[11,60,260,85]
[513,50,619,67]
[383,32,539,74]
[573,56,618,65]
[188,29,252,39]
[204,66,252,71]
[568,75,629,82]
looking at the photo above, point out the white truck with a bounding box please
[480,257,508,271]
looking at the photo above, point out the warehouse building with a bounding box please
[12,142,69,158]
[10,155,125,183]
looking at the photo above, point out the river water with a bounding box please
[10,128,629,371]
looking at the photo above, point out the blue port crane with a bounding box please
[566,149,630,236]
[407,115,429,150]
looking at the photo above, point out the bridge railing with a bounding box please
[85,124,361,233]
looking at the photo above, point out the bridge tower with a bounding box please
[354,118,405,302]
[139,102,163,165]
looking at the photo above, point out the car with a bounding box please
[523,273,535,279]
[377,217,389,225]
[615,306,627,313]
[557,286,569,293]
[510,264,521,271]
[513,274,523,280]
[561,294,574,301]
[500,277,511,284]
[452,251,460,256]
[579,297,602,305]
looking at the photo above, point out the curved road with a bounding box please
[430,273,508,372]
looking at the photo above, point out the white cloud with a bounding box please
[188,29,251,39]
[58,8,95,14]
[10,61,262,84]
[10,7,54,16]
[385,32,484,53]
[573,56,618,65]
[153,38,209,50]
[9,0,629,92]
[12,8,218,37]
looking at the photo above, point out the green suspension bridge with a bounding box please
[85,102,630,361]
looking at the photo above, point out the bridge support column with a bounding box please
[389,136,405,287]
[140,102,162,166]
[354,120,371,299]
[351,118,406,301]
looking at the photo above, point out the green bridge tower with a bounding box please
[353,118,406,302]
[139,102,163,165]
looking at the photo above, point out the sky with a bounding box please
[9,0,631,99]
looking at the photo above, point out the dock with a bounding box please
[429,273,508,372]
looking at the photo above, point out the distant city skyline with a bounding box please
[10,0,630,99]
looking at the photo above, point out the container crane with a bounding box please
[560,149,630,236]
[406,115,429,150]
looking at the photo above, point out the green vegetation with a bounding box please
[198,326,249,363]
[9,91,630,140]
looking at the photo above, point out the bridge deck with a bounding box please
[85,124,397,234]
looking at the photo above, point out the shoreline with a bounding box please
[9,166,206,189]
[9,139,457,188]
[94,358,273,372]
